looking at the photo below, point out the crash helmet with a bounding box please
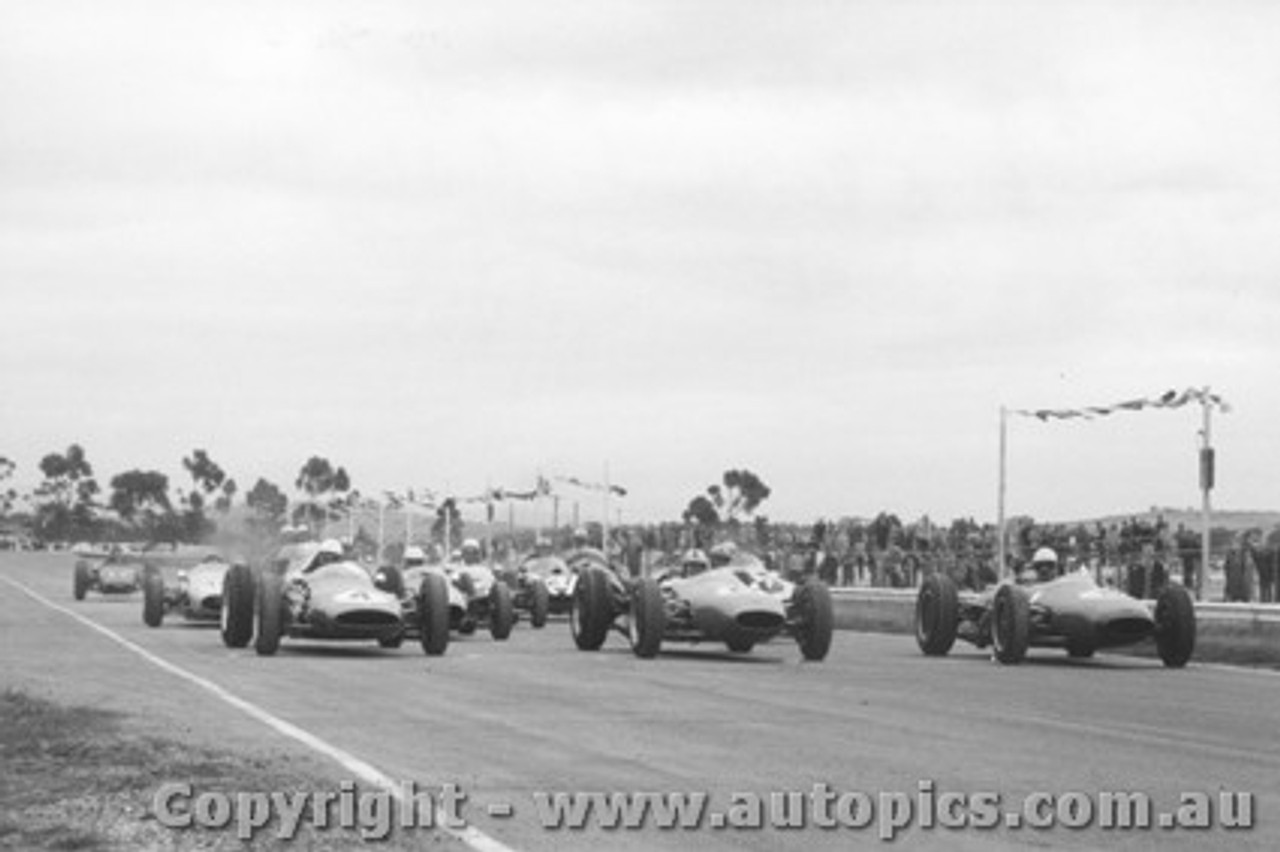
[534,536,552,555]
[1031,546,1058,580]
[309,538,345,571]
[461,538,482,564]
[681,548,710,576]
[404,545,426,566]
[708,541,737,567]
[572,527,590,546]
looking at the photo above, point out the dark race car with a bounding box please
[914,566,1196,667]
[570,547,834,661]
[73,549,143,600]
[219,540,438,657]
[507,553,575,627]
[374,541,514,647]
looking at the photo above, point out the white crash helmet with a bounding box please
[1032,547,1058,566]
[709,541,737,566]
[461,538,481,553]
[319,539,345,557]
[404,545,426,564]
[682,549,710,574]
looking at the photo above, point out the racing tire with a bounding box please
[418,573,451,656]
[794,580,834,662]
[529,579,551,629]
[220,563,255,648]
[254,570,284,657]
[1066,635,1096,659]
[991,584,1030,665]
[570,566,614,651]
[725,636,756,654]
[73,560,91,601]
[627,578,665,659]
[374,565,406,599]
[1154,584,1196,668]
[489,582,515,641]
[142,567,165,628]
[915,573,959,656]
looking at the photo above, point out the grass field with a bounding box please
[0,689,441,851]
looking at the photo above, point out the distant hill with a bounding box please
[1061,507,1280,533]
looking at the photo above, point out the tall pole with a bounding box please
[602,462,611,556]
[1199,398,1213,601]
[377,501,386,563]
[997,405,1008,581]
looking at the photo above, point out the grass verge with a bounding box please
[0,688,452,850]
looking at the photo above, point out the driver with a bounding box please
[461,539,483,566]
[304,539,345,573]
[708,542,737,569]
[681,548,710,578]
[403,545,427,569]
[1028,547,1059,583]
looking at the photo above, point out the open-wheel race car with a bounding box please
[73,548,144,600]
[142,552,241,627]
[570,545,835,661]
[506,550,576,628]
[374,541,515,646]
[219,539,440,656]
[914,548,1196,667]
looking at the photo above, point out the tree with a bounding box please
[33,444,99,541]
[180,449,230,542]
[245,478,288,534]
[0,456,16,517]
[108,470,172,523]
[681,467,772,543]
[293,456,351,533]
[720,469,772,520]
[432,498,463,550]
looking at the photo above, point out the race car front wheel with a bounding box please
[489,583,515,641]
[254,571,284,656]
[220,563,255,648]
[627,578,665,659]
[418,572,450,656]
[73,560,91,601]
[570,566,613,651]
[142,567,165,628]
[915,573,959,656]
[1154,584,1195,668]
[991,584,1030,664]
[794,581,834,662]
[529,579,551,629]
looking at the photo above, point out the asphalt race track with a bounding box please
[3,552,1278,850]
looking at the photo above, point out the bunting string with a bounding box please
[1012,387,1229,422]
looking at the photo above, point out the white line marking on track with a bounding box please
[2,575,518,852]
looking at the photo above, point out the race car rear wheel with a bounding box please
[570,566,613,651]
[1154,584,1195,668]
[991,584,1030,664]
[73,560,91,601]
[374,565,405,599]
[142,566,165,628]
[254,570,284,656]
[794,581,834,662]
[418,572,450,656]
[489,582,515,641]
[220,563,255,648]
[915,573,959,656]
[627,578,665,659]
[529,579,551,629]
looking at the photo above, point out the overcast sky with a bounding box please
[2,1,1277,527]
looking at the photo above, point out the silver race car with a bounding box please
[142,552,239,627]
[571,545,834,661]
[914,548,1196,667]
[73,548,143,600]
[220,540,436,656]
